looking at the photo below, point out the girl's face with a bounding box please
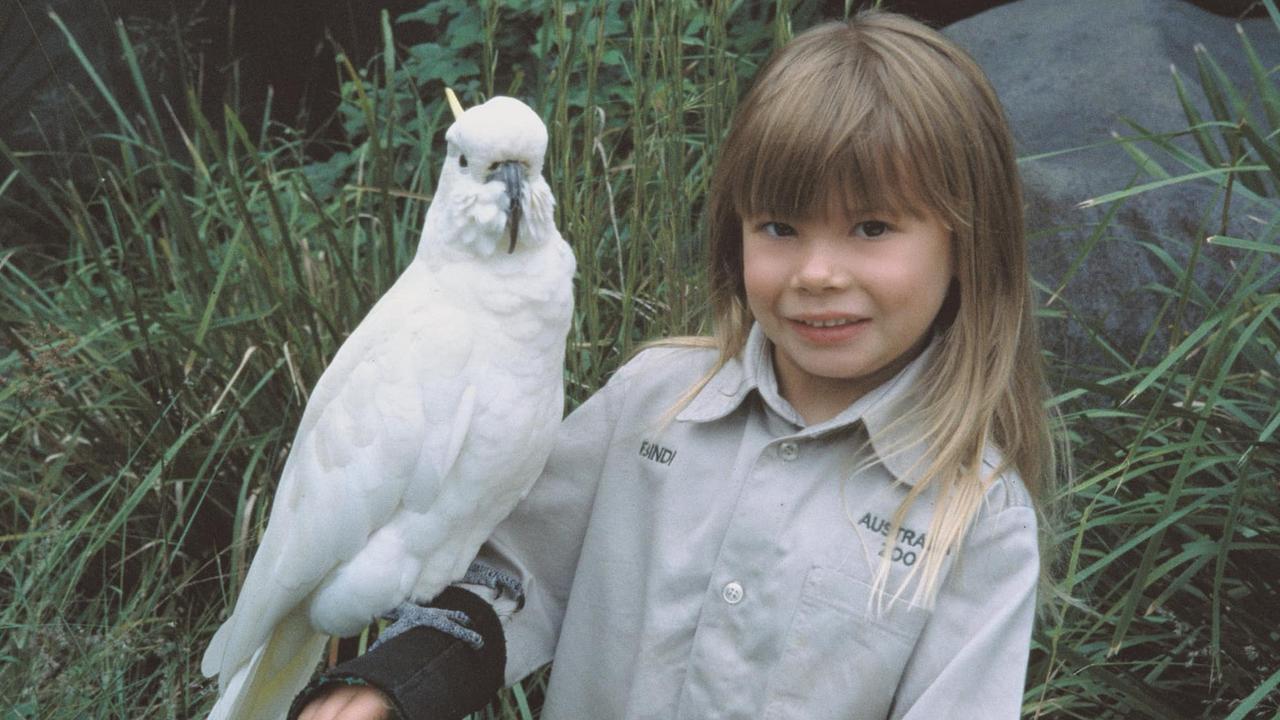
[742,201,953,424]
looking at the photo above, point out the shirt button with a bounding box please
[778,442,799,461]
[722,581,745,605]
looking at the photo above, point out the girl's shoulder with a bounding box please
[587,341,726,423]
[611,340,721,386]
[977,445,1035,517]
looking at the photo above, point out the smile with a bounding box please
[799,318,859,328]
[787,316,871,345]
[793,316,868,328]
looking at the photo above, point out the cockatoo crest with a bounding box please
[424,96,556,259]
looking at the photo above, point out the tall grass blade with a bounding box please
[1207,233,1280,254]
[1170,65,1226,170]
[1076,164,1266,207]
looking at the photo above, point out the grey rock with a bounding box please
[944,0,1279,366]
[0,0,117,153]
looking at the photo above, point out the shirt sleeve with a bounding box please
[470,367,630,686]
[889,503,1040,720]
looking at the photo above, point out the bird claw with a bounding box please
[463,560,526,610]
[373,603,484,651]
[369,560,521,653]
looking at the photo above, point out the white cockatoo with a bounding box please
[200,93,575,720]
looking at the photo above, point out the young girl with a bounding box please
[292,9,1055,720]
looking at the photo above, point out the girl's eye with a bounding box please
[855,220,889,238]
[760,221,797,237]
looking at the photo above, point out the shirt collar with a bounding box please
[677,323,937,486]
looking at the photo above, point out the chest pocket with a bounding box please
[763,566,930,720]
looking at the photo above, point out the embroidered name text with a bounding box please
[639,440,677,466]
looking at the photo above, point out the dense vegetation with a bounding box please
[1,1,1277,717]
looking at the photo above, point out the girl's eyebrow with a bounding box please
[848,204,933,221]
[838,204,906,220]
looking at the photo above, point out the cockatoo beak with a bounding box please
[487,161,524,254]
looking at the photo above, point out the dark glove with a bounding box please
[287,587,505,720]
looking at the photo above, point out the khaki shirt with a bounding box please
[477,325,1039,719]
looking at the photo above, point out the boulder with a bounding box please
[943,0,1279,365]
[0,0,116,154]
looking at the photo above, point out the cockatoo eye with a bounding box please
[459,154,468,168]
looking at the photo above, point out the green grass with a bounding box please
[1,1,1278,718]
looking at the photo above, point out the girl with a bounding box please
[292,9,1055,720]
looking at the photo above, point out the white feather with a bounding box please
[201,96,575,719]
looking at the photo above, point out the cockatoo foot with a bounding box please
[373,603,484,650]
[463,559,526,610]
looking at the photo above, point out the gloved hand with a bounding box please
[288,587,505,720]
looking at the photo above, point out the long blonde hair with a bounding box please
[679,10,1059,605]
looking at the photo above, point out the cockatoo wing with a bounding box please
[202,266,476,682]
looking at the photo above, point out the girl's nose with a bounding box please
[792,239,849,292]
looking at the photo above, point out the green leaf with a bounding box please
[397,0,468,26]
[1207,234,1280,255]
[1171,64,1225,169]
[46,11,136,139]
[1192,43,1268,196]
[1077,164,1268,207]
[1237,120,1280,197]
[1264,0,1280,32]
[1223,665,1280,720]
[407,43,483,86]
[1235,23,1280,130]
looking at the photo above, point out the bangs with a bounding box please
[723,28,956,224]
[732,110,931,222]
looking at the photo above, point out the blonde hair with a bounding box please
[670,10,1059,605]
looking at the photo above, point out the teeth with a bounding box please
[802,318,854,328]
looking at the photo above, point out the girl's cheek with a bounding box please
[741,239,776,287]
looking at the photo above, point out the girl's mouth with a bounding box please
[788,316,870,343]
[798,317,859,328]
